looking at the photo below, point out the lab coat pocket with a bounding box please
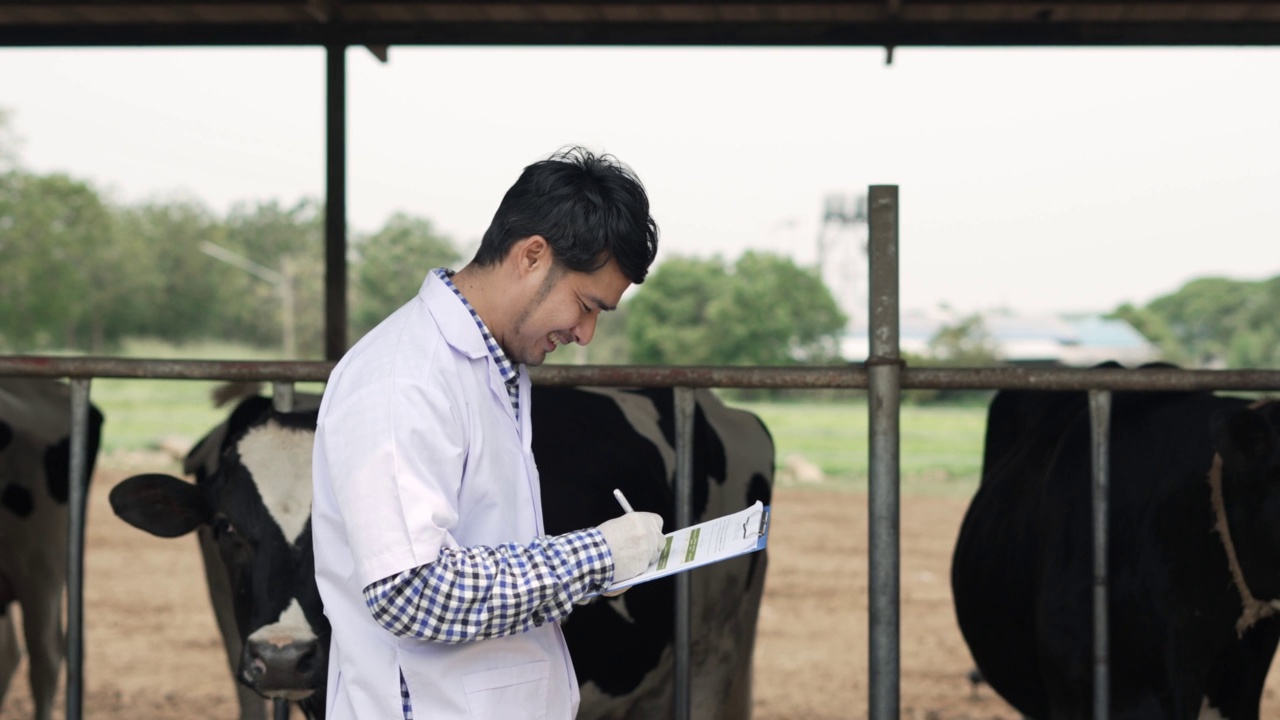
[462,660,549,720]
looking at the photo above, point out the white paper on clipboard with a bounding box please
[603,500,771,593]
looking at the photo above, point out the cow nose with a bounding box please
[240,636,321,697]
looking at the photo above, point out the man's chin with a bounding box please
[512,349,548,367]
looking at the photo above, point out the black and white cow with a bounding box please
[951,366,1280,719]
[111,394,326,720]
[0,378,104,720]
[110,385,774,720]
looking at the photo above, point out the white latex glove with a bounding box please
[597,511,665,584]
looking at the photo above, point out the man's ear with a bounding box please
[513,235,551,277]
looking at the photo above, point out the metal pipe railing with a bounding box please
[8,361,1280,720]
[6,356,1280,391]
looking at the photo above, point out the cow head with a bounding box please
[109,406,328,705]
[1210,401,1280,601]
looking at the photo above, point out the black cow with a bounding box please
[0,379,104,720]
[951,368,1280,719]
[110,385,773,720]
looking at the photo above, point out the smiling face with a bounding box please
[502,255,631,367]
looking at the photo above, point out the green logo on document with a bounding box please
[656,537,673,570]
[685,528,701,563]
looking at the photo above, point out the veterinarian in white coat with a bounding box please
[312,148,665,720]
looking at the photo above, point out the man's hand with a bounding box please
[597,511,664,584]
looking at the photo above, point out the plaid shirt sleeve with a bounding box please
[362,527,614,644]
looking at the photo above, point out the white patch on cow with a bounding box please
[580,388,675,481]
[236,421,314,542]
[0,378,74,445]
[1199,697,1228,719]
[248,598,317,647]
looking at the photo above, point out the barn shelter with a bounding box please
[8,1,1280,46]
[5,3,1280,720]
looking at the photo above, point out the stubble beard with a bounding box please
[506,265,563,366]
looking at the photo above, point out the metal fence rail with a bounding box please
[7,356,1280,390]
[8,357,1280,720]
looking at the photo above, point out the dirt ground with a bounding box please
[4,458,1278,720]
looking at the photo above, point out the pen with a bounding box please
[612,488,635,514]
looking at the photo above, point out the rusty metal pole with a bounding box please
[66,378,92,720]
[1089,390,1112,720]
[673,387,696,720]
[867,185,901,720]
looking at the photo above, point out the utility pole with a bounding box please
[199,241,297,358]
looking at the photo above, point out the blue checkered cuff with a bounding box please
[363,528,614,644]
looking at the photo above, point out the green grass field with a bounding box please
[74,339,990,498]
[728,398,987,496]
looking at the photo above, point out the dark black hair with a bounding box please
[472,147,659,284]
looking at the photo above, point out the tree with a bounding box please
[219,198,326,356]
[0,107,20,172]
[626,255,731,365]
[350,212,461,341]
[626,251,846,366]
[1108,303,1182,364]
[1107,275,1280,369]
[926,314,1000,365]
[1140,277,1270,368]
[111,195,232,345]
[904,313,1002,405]
[0,171,117,351]
[708,251,847,365]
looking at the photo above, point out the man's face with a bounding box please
[504,258,631,366]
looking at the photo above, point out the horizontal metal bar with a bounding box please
[0,356,336,382]
[4,356,1280,391]
[7,21,1280,48]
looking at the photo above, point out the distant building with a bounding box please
[840,309,1161,367]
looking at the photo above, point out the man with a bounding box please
[312,147,666,719]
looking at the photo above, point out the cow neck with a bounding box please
[1208,399,1280,637]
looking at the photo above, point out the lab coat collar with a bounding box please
[419,271,527,430]
[418,270,490,361]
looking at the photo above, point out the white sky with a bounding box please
[1,45,1278,319]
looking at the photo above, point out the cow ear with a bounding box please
[1210,408,1276,473]
[0,421,11,452]
[109,473,211,538]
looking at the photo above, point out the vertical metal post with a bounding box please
[673,387,696,720]
[272,381,296,413]
[1088,390,1112,720]
[325,42,348,361]
[66,378,92,720]
[867,185,901,720]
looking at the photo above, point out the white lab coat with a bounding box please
[311,271,580,720]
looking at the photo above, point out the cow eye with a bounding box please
[212,515,236,539]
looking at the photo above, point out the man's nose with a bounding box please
[574,314,598,345]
